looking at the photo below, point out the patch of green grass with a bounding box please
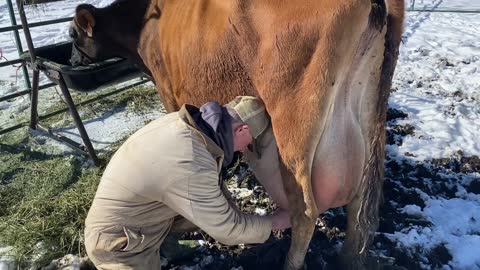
[89,83,161,116]
[0,128,125,268]
[0,136,88,267]
[123,84,162,114]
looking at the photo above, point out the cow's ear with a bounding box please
[75,5,96,38]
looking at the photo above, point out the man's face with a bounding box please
[232,124,253,152]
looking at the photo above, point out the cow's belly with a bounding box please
[311,106,366,210]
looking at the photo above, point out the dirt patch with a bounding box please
[466,180,480,195]
[387,108,408,122]
[426,245,452,269]
[386,108,415,146]
[431,151,480,174]
[387,124,415,146]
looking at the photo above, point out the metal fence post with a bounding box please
[5,0,31,90]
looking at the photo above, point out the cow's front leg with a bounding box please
[285,212,316,270]
[280,161,316,270]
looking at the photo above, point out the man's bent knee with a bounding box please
[85,226,162,269]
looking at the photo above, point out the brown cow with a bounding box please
[70,0,404,269]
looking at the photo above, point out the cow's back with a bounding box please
[141,1,371,109]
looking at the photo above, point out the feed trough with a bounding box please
[21,41,142,92]
[19,40,145,165]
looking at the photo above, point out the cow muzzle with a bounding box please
[70,43,95,66]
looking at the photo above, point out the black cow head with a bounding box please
[69,4,116,66]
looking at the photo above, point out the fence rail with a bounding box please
[0,0,72,101]
[0,58,23,68]
[0,82,55,103]
[407,0,480,13]
[0,79,149,136]
[4,0,30,89]
[0,17,72,33]
[408,9,480,13]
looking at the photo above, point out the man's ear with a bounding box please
[235,124,250,135]
[74,5,96,38]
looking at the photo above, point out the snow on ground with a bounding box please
[394,197,480,269]
[1,0,480,269]
[0,247,14,270]
[55,109,164,153]
[389,1,480,161]
[30,106,165,155]
[384,1,480,269]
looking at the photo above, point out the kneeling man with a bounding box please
[85,96,290,269]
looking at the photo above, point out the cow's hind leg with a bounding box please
[341,192,379,269]
[341,133,386,269]
[280,161,316,270]
[340,90,386,269]
[341,1,404,267]
[340,0,405,267]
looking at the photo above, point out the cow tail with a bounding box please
[356,0,405,254]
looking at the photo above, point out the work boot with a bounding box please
[160,233,200,262]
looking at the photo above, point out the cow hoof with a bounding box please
[283,257,307,270]
[338,256,365,270]
[339,255,407,270]
[364,256,408,270]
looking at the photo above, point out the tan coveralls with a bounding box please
[85,104,282,269]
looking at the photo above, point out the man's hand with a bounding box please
[271,209,291,230]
